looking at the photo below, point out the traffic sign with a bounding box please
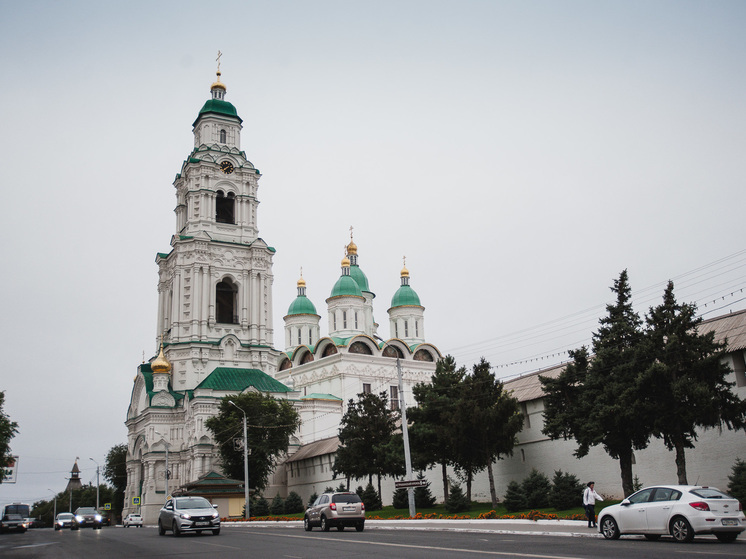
[395,479,428,489]
[133,497,141,506]
[104,503,111,510]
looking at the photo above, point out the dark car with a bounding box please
[0,513,27,534]
[73,507,103,530]
[304,492,365,532]
[158,497,220,536]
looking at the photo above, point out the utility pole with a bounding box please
[47,489,56,526]
[89,458,100,510]
[396,357,416,518]
[229,400,250,519]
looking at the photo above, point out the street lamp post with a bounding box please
[89,458,100,511]
[154,431,170,499]
[47,489,56,526]
[375,335,416,518]
[229,400,250,520]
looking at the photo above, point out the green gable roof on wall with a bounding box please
[196,367,291,393]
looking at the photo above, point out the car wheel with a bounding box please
[644,534,661,541]
[55,526,60,531]
[320,515,330,532]
[212,528,220,536]
[715,532,738,543]
[670,516,694,543]
[158,520,165,535]
[303,516,312,531]
[600,516,620,540]
[172,520,181,537]
[356,522,364,532]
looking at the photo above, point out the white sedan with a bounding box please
[598,485,744,543]
[123,514,143,528]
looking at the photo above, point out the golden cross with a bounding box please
[216,50,222,72]
[349,225,354,240]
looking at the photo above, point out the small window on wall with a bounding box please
[362,383,371,394]
[220,129,227,143]
[216,190,235,224]
[404,321,409,337]
[297,329,302,345]
[308,328,313,345]
[355,312,359,329]
[343,311,347,329]
[390,386,399,411]
[216,278,238,324]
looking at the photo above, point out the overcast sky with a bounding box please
[2,0,745,506]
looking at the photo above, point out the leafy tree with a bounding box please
[445,481,470,513]
[548,470,584,510]
[284,491,304,514]
[727,458,746,505]
[333,391,402,497]
[450,358,523,504]
[408,356,465,501]
[642,281,746,484]
[521,469,551,509]
[103,443,127,519]
[541,270,652,496]
[205,392,300,493]
[0,391,18,482]
[503,480,527,512]
[270,493,285,515]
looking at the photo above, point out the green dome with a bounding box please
[193,99,243,126]
[391,285,421,308]
[330,275,362,298]
[349,265,370,292]
[287,295,317,316]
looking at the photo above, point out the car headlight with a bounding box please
[179,513,191,519]
[95,515,102,521]
[76,515,84,522]
[212,512,219,518]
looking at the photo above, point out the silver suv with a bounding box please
[304,492,365,532]
[158,497,220,536]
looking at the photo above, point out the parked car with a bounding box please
[158,497,220,536]
[123,513,143,528]
[598,485,745,543]
[0,513,27,533]
[72,507,103,530]
[304,491,365,532]
[54,512,75,530]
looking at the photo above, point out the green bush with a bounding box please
[728,458,746,505]
[522,469,551,509]
[251,495,269,517]
[336,482,348,492]
[360,482,382,511]
[392,487,408,509]
[284,491,305,514]
[503,480,528,512]
[414,473,437,508]
[548,470,584,510]
[445,483,470,513]
[270,493,285,515]
[307,492,318,507]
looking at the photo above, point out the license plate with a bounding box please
[343,507,355,512]
[195,521,210,526]
[721,519,738,526]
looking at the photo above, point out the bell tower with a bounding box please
[154,65,279,390]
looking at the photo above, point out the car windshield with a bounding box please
[332,494,362,504]
[58,513,73,519]
[76,507,97,514]
[691,488,732,499]
[175,498,212,510]
[4,514,23,520]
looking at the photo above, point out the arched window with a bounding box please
[349,341,373,355]
[216,278,238,324]
[383,345,403,359]
[413,349,434,362]
[279,359,292,371]
[322,344,338,358]
[216,190,235,224]
[219,129,227,143]
[301,352,314,364]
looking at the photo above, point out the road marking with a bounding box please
[243,530,587,559]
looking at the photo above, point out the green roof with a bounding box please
[391,284,421,308]
[287,294,317,316]
[302,393,342,401]
[196,368,291,393]
[193,99,242,125]
[329,275,362,298]
[139,364,185,406]
[349,265,370,292]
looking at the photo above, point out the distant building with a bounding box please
[65,459,83,493]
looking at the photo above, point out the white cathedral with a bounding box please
[125,69,746,523]
[123,70,441,522]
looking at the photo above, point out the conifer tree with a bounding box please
[541,270,652,496]
[642,281,746,483]
[0,391,18,482]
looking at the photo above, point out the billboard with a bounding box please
[2,456,18,483]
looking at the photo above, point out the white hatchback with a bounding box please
[598,485,744,543]
[123,513,143,528]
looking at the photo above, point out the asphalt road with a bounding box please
[0,524,743,559]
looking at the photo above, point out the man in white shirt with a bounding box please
[583,481,604,528]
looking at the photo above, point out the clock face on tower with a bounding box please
[220,161,235,174]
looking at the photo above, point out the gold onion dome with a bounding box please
[151,344,172,374]
[297,275,306,288]
[211,70,226,91]
[341,256,351,267]
[401,265,410,278]
[346,240,358,255]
